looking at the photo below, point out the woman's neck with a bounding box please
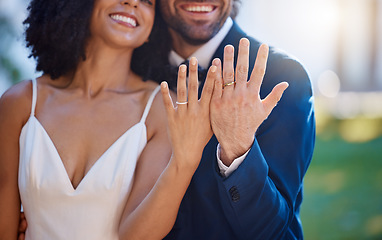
[67,42,139,97]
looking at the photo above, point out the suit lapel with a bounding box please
[211,22,262,76]
[211,21,248,62]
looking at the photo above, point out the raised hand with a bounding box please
[161,57,217,171]
[210,38,289,166]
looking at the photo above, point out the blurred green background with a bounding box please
[301,106,382,239]
[1,0,381,239]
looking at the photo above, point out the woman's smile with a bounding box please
[110,13,138,28]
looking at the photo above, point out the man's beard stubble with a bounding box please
[170,19,224,46]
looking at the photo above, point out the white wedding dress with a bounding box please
[18,78,160,240]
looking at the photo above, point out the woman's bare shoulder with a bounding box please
[144,83,171,136]
[0,79,34,125]
[148,82,176,119]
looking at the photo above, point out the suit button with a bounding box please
[229,186,240,202]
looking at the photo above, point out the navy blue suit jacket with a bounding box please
[163,22,315,240]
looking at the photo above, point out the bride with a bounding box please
[0,0,216,239]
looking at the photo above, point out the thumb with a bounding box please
[262,82,289,115]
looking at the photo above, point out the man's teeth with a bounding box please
[111,15,137,27]
[185,5,214,13]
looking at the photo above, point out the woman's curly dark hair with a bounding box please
[23,0,171,81]
[23,0,240,86]
[131,1,172,87]
[24,0,95,79]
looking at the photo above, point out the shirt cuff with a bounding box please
[216,143,250,177]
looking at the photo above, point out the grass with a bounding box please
[301,136,382,240]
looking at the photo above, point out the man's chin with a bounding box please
[182,35,213,46]
[179,28,220,46]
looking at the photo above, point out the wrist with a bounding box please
[170,151,202,173]
[219,138,254,165]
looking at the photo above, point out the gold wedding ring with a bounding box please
[223,81,235,88]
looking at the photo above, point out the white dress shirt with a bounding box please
[168,17,249,177]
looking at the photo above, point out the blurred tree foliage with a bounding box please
[0,15,22,84]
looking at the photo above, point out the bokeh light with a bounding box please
[317,70,341,98]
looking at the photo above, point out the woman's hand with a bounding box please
[161,57,216,170]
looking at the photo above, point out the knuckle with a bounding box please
[256,67,266,76]
[189,81,198,90]
[221,97,232,106]
[235,94,245,105]
[189,67,197,73]
[166,101,173,108]
[204,85,213,94]
[237,65,249,75]
[177,88,187,98]
[243,101,252,109]
[211,99,221,109]
[190,110,198,118]
[223,71,234,80]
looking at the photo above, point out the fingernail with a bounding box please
[212,58,220,66]
[241,38,249,47]
[261,44,269,52]
[225,45,234,53]
[180,65,187,72]
[161,81,167,88]
[211,66,217,73]
[190,57,197,66]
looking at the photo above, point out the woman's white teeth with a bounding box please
[185,5,213,13]
[111,15,137,27]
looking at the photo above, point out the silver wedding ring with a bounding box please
[176,101,188,105]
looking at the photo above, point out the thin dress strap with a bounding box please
[140,86,161,123]
[30,79,37,117]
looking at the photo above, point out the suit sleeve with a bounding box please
[213,56,316,239]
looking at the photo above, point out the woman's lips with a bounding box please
[110,13,138,28]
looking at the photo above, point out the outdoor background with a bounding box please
[1,0,381,239]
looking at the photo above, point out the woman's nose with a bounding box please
[121,0,138,8]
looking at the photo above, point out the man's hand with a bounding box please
[211,39,289,166]
[18,212,27,240]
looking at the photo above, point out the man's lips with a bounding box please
[110,13,138,27]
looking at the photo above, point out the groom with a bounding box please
[155,0,315,239]
[19,0,315,239]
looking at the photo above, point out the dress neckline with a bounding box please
[26,79,161,190]
[26,116,145,190]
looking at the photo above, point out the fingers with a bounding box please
[176,64,188,112]
[200,65,217,107]
[262,81,289,115]
[235,38,250,89]
[160,81,175,117]
[248,43,269,93]
[222,45,235,93]
[212,58,223,100]
[188,57,199,106]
